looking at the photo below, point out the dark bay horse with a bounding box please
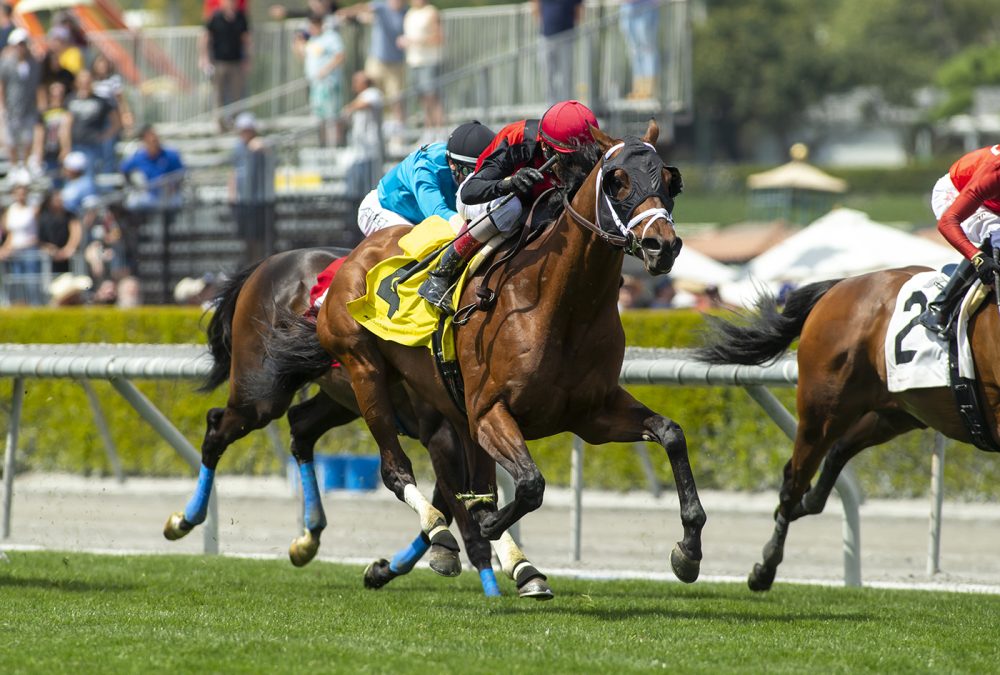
[253,121,707,584]
[163,247,551,598]
[696,267,1000,591]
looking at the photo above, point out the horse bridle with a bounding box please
[562,138,677,258]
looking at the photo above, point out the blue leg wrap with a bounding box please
[182,464,215,525]
[299,461,327,532]
[479,568,501,597]
[389,533,431,574]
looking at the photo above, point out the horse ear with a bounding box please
[643,119,659,145]
[589,123,615,151]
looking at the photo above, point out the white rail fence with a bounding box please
[0,343,948,585]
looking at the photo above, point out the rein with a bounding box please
[452,188,557,326]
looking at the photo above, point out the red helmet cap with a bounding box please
[538,100,599,153]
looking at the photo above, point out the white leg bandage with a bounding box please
[492,531,529,580]
[403,484,449,538]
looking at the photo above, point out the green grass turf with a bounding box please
[2,551,999,673]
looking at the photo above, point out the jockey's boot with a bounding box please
[418,232,483,315]
[917,257,976,337]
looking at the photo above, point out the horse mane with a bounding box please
[694,280,842,366]
[199,259,265,392]
[559,143,604,202]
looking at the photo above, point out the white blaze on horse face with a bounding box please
[402,484,449,537]
[492,531,529,579]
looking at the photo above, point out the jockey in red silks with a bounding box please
[918,144,1000,335]
[417,100,600,313]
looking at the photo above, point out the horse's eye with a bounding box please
[606,169,628,199]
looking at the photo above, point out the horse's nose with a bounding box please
[640,235,680,275]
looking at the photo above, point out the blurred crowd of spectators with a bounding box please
[0,0,665,308]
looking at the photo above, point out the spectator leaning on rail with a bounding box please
[356,120,495,237]
[0,28,41,169]
[120,125,186,212]
[918,144,1000,336]
[417,100,600,313]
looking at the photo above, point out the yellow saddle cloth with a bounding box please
[347,216,472,361]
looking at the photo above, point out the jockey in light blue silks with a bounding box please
[356,120,496,237]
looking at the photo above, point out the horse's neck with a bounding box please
[546,189,626,312]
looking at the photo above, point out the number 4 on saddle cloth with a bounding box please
[346,215,487,363]
[885,270,1000,451]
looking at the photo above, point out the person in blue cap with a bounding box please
[356,120,495,237]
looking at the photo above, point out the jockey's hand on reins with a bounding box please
[500,167,545,196]
[972,252,1000,285]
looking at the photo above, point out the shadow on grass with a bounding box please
[0,576,139,593]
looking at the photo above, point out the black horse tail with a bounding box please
[199,260,265,392]
[695,279,842,366]
[241,306,333,404]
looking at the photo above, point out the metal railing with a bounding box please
[100,0,691,129]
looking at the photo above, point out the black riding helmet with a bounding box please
[446,120,495,184]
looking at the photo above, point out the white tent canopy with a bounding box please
[669,245,738,284]
[743,207,960,285]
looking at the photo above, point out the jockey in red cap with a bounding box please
[918,144,1000,336]
[418,100,600,313]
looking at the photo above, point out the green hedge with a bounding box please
[2,307,998,501]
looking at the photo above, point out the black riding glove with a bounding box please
[499,167,545,196]
[972,253,1000,285]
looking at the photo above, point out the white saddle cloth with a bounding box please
[885,271,981,393]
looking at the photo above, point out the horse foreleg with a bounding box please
[363,482,445,590]
[749,410,918,591]
[287,393,356,567]
[471,401,546,541]
[344,353,462,577]
[165,398,290,541]
[575,387,705,584]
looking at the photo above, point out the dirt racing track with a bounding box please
[4,473,1000,594]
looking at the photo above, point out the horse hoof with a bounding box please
[748,563,775,592]
[163,512,193,541]
[478,513,504,540]
[363,559,398,590]
[670,543,701,584]
[518,576,554,601]
[428,544,462,577]
[288,530,320,567]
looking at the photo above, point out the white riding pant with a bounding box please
[456,190,523,243]
[357,189,413,237]
[931,174,1000,248]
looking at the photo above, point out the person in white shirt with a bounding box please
[0,177,43,304]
